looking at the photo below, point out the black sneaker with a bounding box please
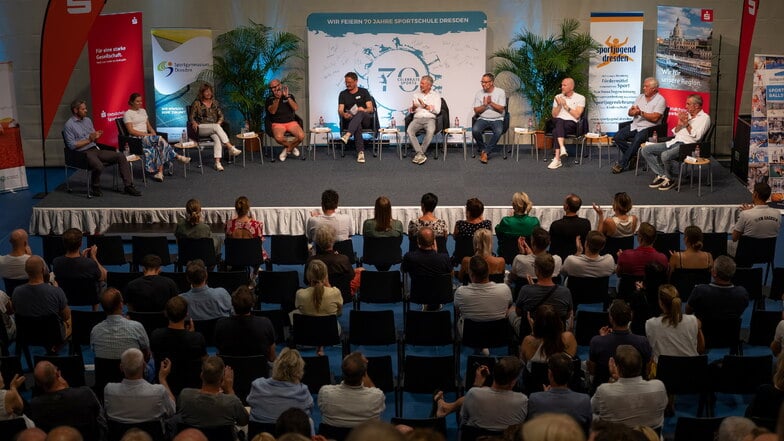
[124,185,142,196]
[91,188,103,197]
[658,179,676,191]
[649,176,665,188]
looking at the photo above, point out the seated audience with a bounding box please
[294,259,343,356]
[305,225,354,297]
[175,199,212,240]
[52,227,106,306]
[0,228,32,280]
[745,352,784,422]
[548,194,592,260]
[247,348,313,424]
[561,231,615,278]
[591,345,667,429]
[645,284,704,365]
[307,189,354,242]
[318,352,385,428]
[0,371,29,426]
[717,416,756,441]
[104,348,175,425]
[408,192,448,239]
[457,229,505,283]
[90,288,151,360]
[669,225,713,275]
[523,413,586,441]
[588,300,651,389]
[592,192,638,238]
[214,286,276,358]
[124,254,179,312]
[509,227,562,282]
[0,288,15,341]
[686,255,749,322]
[526,352,592,435]
[275,407,312,438]
[179,259,232,321]
[616,222,668,278]
[453,198,492,239]
[401,227,452,310]
[453,255,513,338]
[509,254,573,336]
[225,196,267,259]
[177,356,249,434]
[520,305,577,372]
[495,191,540,255]
[730,182,780,256]
[362,196,404,238]
[12,255,71,343]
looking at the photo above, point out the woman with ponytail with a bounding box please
[668,225,713,275]
[294,259,343,355]
[175,199,212,239]
[645,284,705,366]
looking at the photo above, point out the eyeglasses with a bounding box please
[480,80,492,84]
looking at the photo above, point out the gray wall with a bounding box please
[1,0,782,165]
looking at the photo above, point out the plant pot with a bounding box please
[534,131,552,150]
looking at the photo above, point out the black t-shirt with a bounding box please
[338,87,372,116]
[549,216,592,260]
[265,94,297,124]
[150,327,207,395]
[124,275,179,312]
[214,315,276,356]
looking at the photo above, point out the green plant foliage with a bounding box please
[213,21,303,133]
[492,19,599,130]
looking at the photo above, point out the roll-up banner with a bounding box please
[88,12,145,149]
[656,6,713,132]
[0,61,27,193]
[748,54,784,196]
[734,0,760,136]
[151,28,213,138]
[589,12,644,134]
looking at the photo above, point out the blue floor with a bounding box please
[3,167,784,440]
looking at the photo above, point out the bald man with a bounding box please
[45,426,83,441]
[172,428,208,441]
[11,255,71,342]
[16,428,47,441]
[548,78,585,170]
[0,229,32,280]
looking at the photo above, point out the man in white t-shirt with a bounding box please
[306,189,354,242]
[562,231,616,278]
[0,229,32,281]
[454,256,513,337]
[548,78,585,170]
[471,73,506,164]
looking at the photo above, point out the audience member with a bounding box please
[641,93,710,191]
[345,421,405,441]
[526,353,591,435]
[717,416,756,441]
[307,189,353,241]
[267,78,305,161]
[745,352,784,422]
[90,288,150,360]
[52,227,107,304]
[616,222,668,277]
[510,254,573,334]
[177,356,249,431]
[45,426,85,441]
[0,287,15,341]
[645,284,703,365]
[119,428,152,441]
[401,227,452,310]
[0,371,29,425]
[408,193,448,238]
[612,77,666,174]
[305,225,353,295]
[16,428,47,441]
[172,429,208,441]
[363,196,404,238]
[12,255,71,343]
[457,229,505,283]
[453,197,492,239]
[548,194,591,260]
[453,255,512,338]
[175,199,212,240]
[338,72,374,163]
[472,73,506,164]
[275,407,312,437]
[179,259,232,320]
[547,77,585,169]
[669,225,713,275]
[214,286,276,358]
[294,259,343,355]
[124,254,179,312]
[520,305,577,372]
[247,348,313,424]
[686,255,749,321]
[30,361,105,440]
[407,75,441,164]
[188,83,241,172]
[103,348,175,425]
[63,99,141,196]
[730,181,780,255]
[124,92,190,182]
[592,192,638,238]
[225,196,268,262]
[522,412,586,441]
[591,345,667,429]
[318,352,385,428]
[495,192,540,255]
[588,300,651,389]
[509,227,562,282]
[0,228,32,280]
[561,231,615,278]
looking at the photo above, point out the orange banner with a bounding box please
[40,0,106,138]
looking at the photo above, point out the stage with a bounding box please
[29,143,751,236]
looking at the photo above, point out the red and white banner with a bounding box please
[88,12,145,149]
[734,0,760,136]
[40,0,106,139]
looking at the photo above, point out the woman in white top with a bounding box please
[294,259,343,356]
[124,93,190,182]
[592,192,639,238]
[645,284,705,365]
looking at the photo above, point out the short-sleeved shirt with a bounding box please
[561,254,616,278]
[454,282,512,322]
[104,378,175,423]
[90,315,150,359]
[266,94,297,124]
[515,284,573,321]
[362,219,404,238]
[548,216,592,259]
[408,218,449,238]
[629,93,667,132]
[318,383,385,428]
[454,220,492,238]
[179,286,232,321]
[52,255,101,281]
[214,315,276,356]
[495,215,540,250]
[616,246,668,277]
[687,283,749,321]
[175,219,213,240]
[306,213,354,242]
[460,387,527,431]
[123,108,149,133]
[733,204,781,239]
[12,283,68,319]
[512,254,563,280]
[552,92,586,123]
[474,87,507,121]
[0,254,30,280]
[338,87,373,114]
[401,248,452,277]
[124,275,179,312]
[589,330,652,387]
[177,388,249,428]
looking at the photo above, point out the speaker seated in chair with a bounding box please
[63,99,141,197]
[405,76,447,164]
[338,72,377,163]
[546,78,587,170]
[612,78,668,174]
[121,92,191,182]
[187,83,241,172]
[265,79,305,162]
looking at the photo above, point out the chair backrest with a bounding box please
[735,236,777,268]
[602,236,635,263]
[269,235,309,265]
[0,418,29,441]
[128,311,168,339]
[362,236,403,269]
[673,417,725,441]
[131,236,172,267]
[678,122,716,160]
[357,270,403,305]
[714,354,773,394]
[318,423,352,441]
[408,235,448,255]
[401,354,457,393]
[701,317,742,353]
[15,314,64,350]
[464,355,496,390]
[161,271,190,292]
[256,270,299,309]
[177,237,218,269]
[497,233,528,265]
[732,267,764,304]
[302,355,333,394]
[291,314,341,347]
[251,309,289,344]
[670,268,711,303]
[62,131,90,169]
[656,355,708,395]
[70,310,107,348]
[57,276,100,306]
[208,271,250,295]
[94,357,123,401]
[224,237,264,268]
[701,232,728,259]
[193,318,220,346]
[566,276,610,307]
[404,310,453,346]
[574,310,609,346]
[408,273,454,306]
[653,231,681,256]
[1,278,26,297]
[347,309,398,346]
[218,354,268,405]
[86,235,128,267]
[333,239,357,265]
[41,234,66,269]
[452,236,475,267]
[461,318,511,350]
[366,355,395,393]
[106,271,142,297]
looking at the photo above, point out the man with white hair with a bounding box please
[103,348,175,425]
[612,77,666,174]
[406,75,441,164]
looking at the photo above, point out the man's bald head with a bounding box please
[172,429,208,441]
[416,227,435,249]
[24,255,47,279]
[16,428,47,441]
[45,426,83,441]
[9,229,28,249]
[34,360,61,391]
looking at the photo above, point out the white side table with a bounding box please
[236,132,261,166]
[581,133,613,168]
[512,128,537,162]
[173,141,203,178]
[378,128,402,160]
[308,127,335,160]
[443,127,468,161]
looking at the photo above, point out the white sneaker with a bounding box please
[547,158,562,169]
[418,154,427,164]
[153,172,164,182]
[228,146,242,156]
[357,151,365,163]
[278,150,287,162]
[412,153,420,163]
[291,147,300,157]
[560,148,568,158]
[214,162,224,171]
[176,155,191,164]
[341,132,351,144]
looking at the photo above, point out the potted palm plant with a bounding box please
[492,19,598,148]
[212,21,302,138]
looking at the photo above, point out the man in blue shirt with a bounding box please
[63,99,141,196]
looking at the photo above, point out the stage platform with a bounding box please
[30,143,750,236]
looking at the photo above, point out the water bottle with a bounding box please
[694,145,701,158]
[652,131,658,143]
[241,120,249,135]
[527,117,534,131]
[318,116,324,127]
[181,129,187,144]
[454,117,460,128]
[123,142,130,157]
[391,117,396,129]
[595,122,602,136]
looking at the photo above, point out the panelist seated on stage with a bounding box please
[611,77,666,174]
[63,99,141,197]
[267,78,305,162]
[547,78,585,170]
[188,82,241,172]
[472,72,506,164]
[407,75,441,165]
[338,71,374,164]
[124,92,191,182]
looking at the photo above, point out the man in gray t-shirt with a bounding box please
[177,356,248,430]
